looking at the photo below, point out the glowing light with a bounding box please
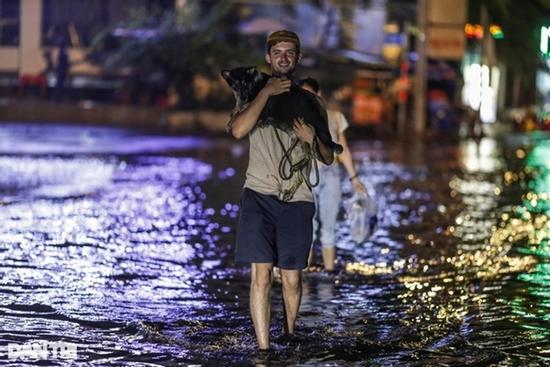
[541,26,550,55]
[527,140,550,169]
[463,64,482,110]
[465,24,503,40]
[465,23,484,39]
[489,24,504,39]
[523,141,550,213]
[460,138,501,172]
[475,24,484,39]
[464,23,475,38]
[462,63,499,123]
[481,65,499,123]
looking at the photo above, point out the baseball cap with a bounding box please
[266,30,301,53]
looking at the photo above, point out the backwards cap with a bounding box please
[266,30,300,53]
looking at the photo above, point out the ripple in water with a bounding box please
[0,124,548,365]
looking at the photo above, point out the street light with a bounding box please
[541,26,550,55]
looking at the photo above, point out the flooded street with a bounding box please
[0,122,548,366]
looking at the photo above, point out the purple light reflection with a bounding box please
[0,123,213,155]
[0,123,232,362]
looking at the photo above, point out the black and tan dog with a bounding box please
[222,66,343,154]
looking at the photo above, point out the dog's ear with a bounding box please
[255,72,268,84]
[221,70,232,82]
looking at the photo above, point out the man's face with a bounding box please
[265,41,300,77]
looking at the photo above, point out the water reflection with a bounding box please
[343,137,542,365]
[0,127,222,362]
[0,124,548,365]
[512,136,550,345]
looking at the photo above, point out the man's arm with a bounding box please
[293,118,334,165]
[230,78,291,139]
[315,137,335,165]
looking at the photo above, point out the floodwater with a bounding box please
[0,122,548,366]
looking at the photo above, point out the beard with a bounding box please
[271,63,296,77]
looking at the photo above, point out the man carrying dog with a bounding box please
[227,30,334,351]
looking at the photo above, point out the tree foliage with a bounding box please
[87,2,261,108]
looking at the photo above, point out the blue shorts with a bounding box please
[235,188,315,269]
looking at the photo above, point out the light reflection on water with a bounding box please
[0,124,548,365]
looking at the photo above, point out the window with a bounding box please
[42,0,108,47]
[0,0,20,46]
[42,0,175,47]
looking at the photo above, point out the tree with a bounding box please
[87,2,261,109]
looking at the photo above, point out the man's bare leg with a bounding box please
[322,246,336,272]
[250,263,273,349]
[280,269,302,335]
[307,248,314,268]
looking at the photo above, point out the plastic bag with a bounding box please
[346,189,379,243]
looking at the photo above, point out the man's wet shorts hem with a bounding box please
[235,188,315,270]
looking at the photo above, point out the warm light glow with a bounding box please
[384,22,399,34]
[465,24,503,40]
[475,24,484,39]
[464,23,475,38]
[464,23,484,39]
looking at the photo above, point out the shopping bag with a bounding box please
[346,189,379,243]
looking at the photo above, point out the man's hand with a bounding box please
[293,118,314,145]
[230,77,290,139]
[260,77,291,98]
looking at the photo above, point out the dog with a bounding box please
[221,66,343,154]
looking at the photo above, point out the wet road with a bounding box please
[0,122,548,366]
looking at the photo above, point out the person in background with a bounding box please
[300,77,365,272]
[54,42,69,101]
[41,50,54,97]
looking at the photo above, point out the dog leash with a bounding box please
[274,127,320,201]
